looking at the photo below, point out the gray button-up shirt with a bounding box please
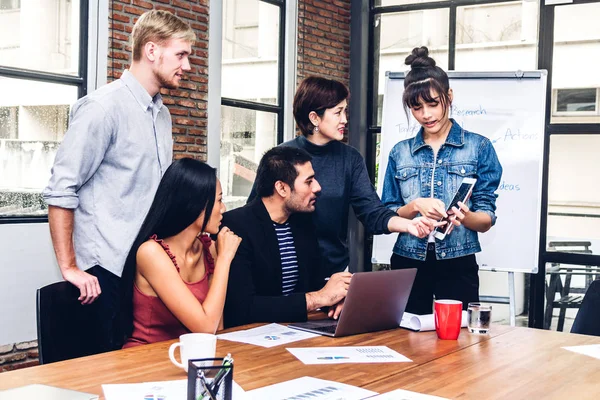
[43,70,173,277]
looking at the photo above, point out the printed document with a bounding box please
[563,344,600,360]
[367,388,449,399]
[246,376,376,400]
[286,346,411,365]
[218,323,319,348]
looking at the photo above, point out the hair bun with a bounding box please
[405,46,436,69]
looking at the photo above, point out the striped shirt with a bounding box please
[273,222,299,295]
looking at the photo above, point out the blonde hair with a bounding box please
[131,10,196,62]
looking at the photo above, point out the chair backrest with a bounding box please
[571,280,600,336]
[36,281,102,364]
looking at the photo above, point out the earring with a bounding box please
[313,126,319,133]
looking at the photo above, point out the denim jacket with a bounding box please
[382,119,502,261]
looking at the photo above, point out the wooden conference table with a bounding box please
[0,323,599,399]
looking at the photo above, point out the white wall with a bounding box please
[0,223,62,346]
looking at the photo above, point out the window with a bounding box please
[551,2,600,123]
[0,1,85,221]
[547,134,600,254]
[554,88,598,114]
[373,8,450,126]
[454,1,538,71]
[0,0,20,11]
[220,0,285,208]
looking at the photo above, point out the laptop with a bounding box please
[288,268,417,337]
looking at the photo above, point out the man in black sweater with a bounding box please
[222,147,352,328]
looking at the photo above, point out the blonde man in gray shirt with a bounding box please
[43,10,195,352]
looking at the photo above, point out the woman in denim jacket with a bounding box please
[382,47,502,315]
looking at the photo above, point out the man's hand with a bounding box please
[328,300,345,320]
[62,267,101,305]
[318,272,352,307]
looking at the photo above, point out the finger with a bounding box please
[435,200,448,217]
[328,309,334,318]
[334,305,343,319]
[451,206,465,220]
[450,215,461,227]
[78,283,88,303]
[457,201,470,212]
[84,281,95,305]
[94,277,102,296]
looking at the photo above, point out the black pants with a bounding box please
[571,280,600,336]
[391,245,479,315]
[86,265,122,352]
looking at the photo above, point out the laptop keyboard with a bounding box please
[311,324,337,334]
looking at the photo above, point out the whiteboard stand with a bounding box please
[480,271,516,327]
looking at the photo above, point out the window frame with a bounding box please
[0,0,89,224]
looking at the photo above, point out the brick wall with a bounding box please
[108,0,210,161]
[297,0,351,87]
[0,341,39,372]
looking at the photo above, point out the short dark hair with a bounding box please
[293,76,349,136]
[402,46,451,117]
[255,146,313,198]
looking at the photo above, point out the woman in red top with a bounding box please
[120,158,241,348]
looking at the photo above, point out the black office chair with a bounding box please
[571,280,600,336]
[36,281,103,364]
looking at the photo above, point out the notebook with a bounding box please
[0,384,98,400]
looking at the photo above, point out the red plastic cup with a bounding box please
[434,299,463,340]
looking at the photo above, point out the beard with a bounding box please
[156,69,179,90]
[285,196,316,214]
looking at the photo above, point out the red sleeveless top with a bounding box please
[123,234,215,348]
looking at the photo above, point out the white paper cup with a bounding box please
[168,333,217,372]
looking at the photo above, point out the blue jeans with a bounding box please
[86,265,122,352]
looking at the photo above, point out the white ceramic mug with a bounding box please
[168,333,217,372]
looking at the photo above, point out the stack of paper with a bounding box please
[102,379,246,400]
[0,384,98,400]
[368,389,449,399]
[400,311,468,332]
[286,346,412,365]
[246,376,376,400]
[563,344,600,360]
[218,323,319,348]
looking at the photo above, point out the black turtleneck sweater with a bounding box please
[249,136,396,277]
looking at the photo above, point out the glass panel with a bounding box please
[546,135,600,256]
[374,8,449,126]
[544,262,599,332]
[220,106,277,209]
[221,0,280,105]
[455,1,539,71]
[374,0,448,6]
[556,89,596,112]
[0,77,77,217]
[0,0,80,75]
[551,2,600,123]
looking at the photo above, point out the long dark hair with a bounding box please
[118,158,217,342]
